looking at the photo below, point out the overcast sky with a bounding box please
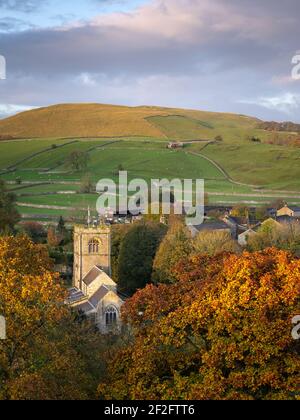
[0,0,300,121]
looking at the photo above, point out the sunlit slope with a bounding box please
[0,103,261,140]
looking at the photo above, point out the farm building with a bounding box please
[167,142,184,149]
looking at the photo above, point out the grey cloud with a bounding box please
[0,17,35,32]
[1,0,300,121]
[1,0,296,78]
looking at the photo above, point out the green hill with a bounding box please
[1,103,300,223]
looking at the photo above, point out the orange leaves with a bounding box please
[0,235,101,400]
[102,248,300,400]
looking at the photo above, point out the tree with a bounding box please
[247,220,300,254]
[21,221,46,242]
[255,205,270,222]
[118,222,167,294]
[230,204,249,218]
[193,230,241,256]
[0,180,20,233]
[65,151,89,172]
[215,135,223,142]
[269,199,286,211]
[250,136,261,143]
[0,235,108,400]
[47,226,63,248]
[80,174,94,194]
[99,249,300,400]
[57,216,66,235]
[152,220,192,284]
[56,216,71,246]
[111,224,132,283]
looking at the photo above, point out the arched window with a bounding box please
[88,238,99,254]
[105,306,118,326]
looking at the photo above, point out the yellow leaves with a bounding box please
[102,247,300,400]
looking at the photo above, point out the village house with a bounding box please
[188,220,232,238]
[222,215,248,239]
[276,215,300,225]
[238,227,259,246]
[277,204,300,218]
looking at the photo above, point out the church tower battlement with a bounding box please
[73,224,111,290]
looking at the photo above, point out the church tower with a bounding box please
[73,222,111,290]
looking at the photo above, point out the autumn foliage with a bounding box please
[99,249,300,400]
[0,235,106,400]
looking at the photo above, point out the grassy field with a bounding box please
[1,136,298,221]
[0,138,71,169]
[201,142,300,190]
[18,193,98,208]
[1,103,300,221]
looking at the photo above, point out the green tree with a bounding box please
[21,221,46,242]
[80,174,94,193]
[0,180,20,233]
[152,220,192,284]
[111,224,132,283]
[255,205,270,222]
[57,216,66,235]
[66,151,90,172]
[118,222,167,294]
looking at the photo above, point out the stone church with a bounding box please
[68,222,124,333]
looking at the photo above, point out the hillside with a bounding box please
[0,103,261,140]
[257,121,300,133]
[1,103,300,222]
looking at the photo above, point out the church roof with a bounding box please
[73,300,95,313]
[83,265,103,286]
[68,287,86,304]
[89,285,110,308]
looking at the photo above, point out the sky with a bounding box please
[0,0,300,121]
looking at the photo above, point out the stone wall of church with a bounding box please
[96,291,123,334]
[73,225,111,289]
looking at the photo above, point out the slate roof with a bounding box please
[82,266,103,286]
[74,301,95,313]
[68,265,125,317]
[238,227,259,237]
[276,215,300,224]
[195,221,231,232]
[89,285,109,308]
[68,287,85,304]
[225,216,248,226]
